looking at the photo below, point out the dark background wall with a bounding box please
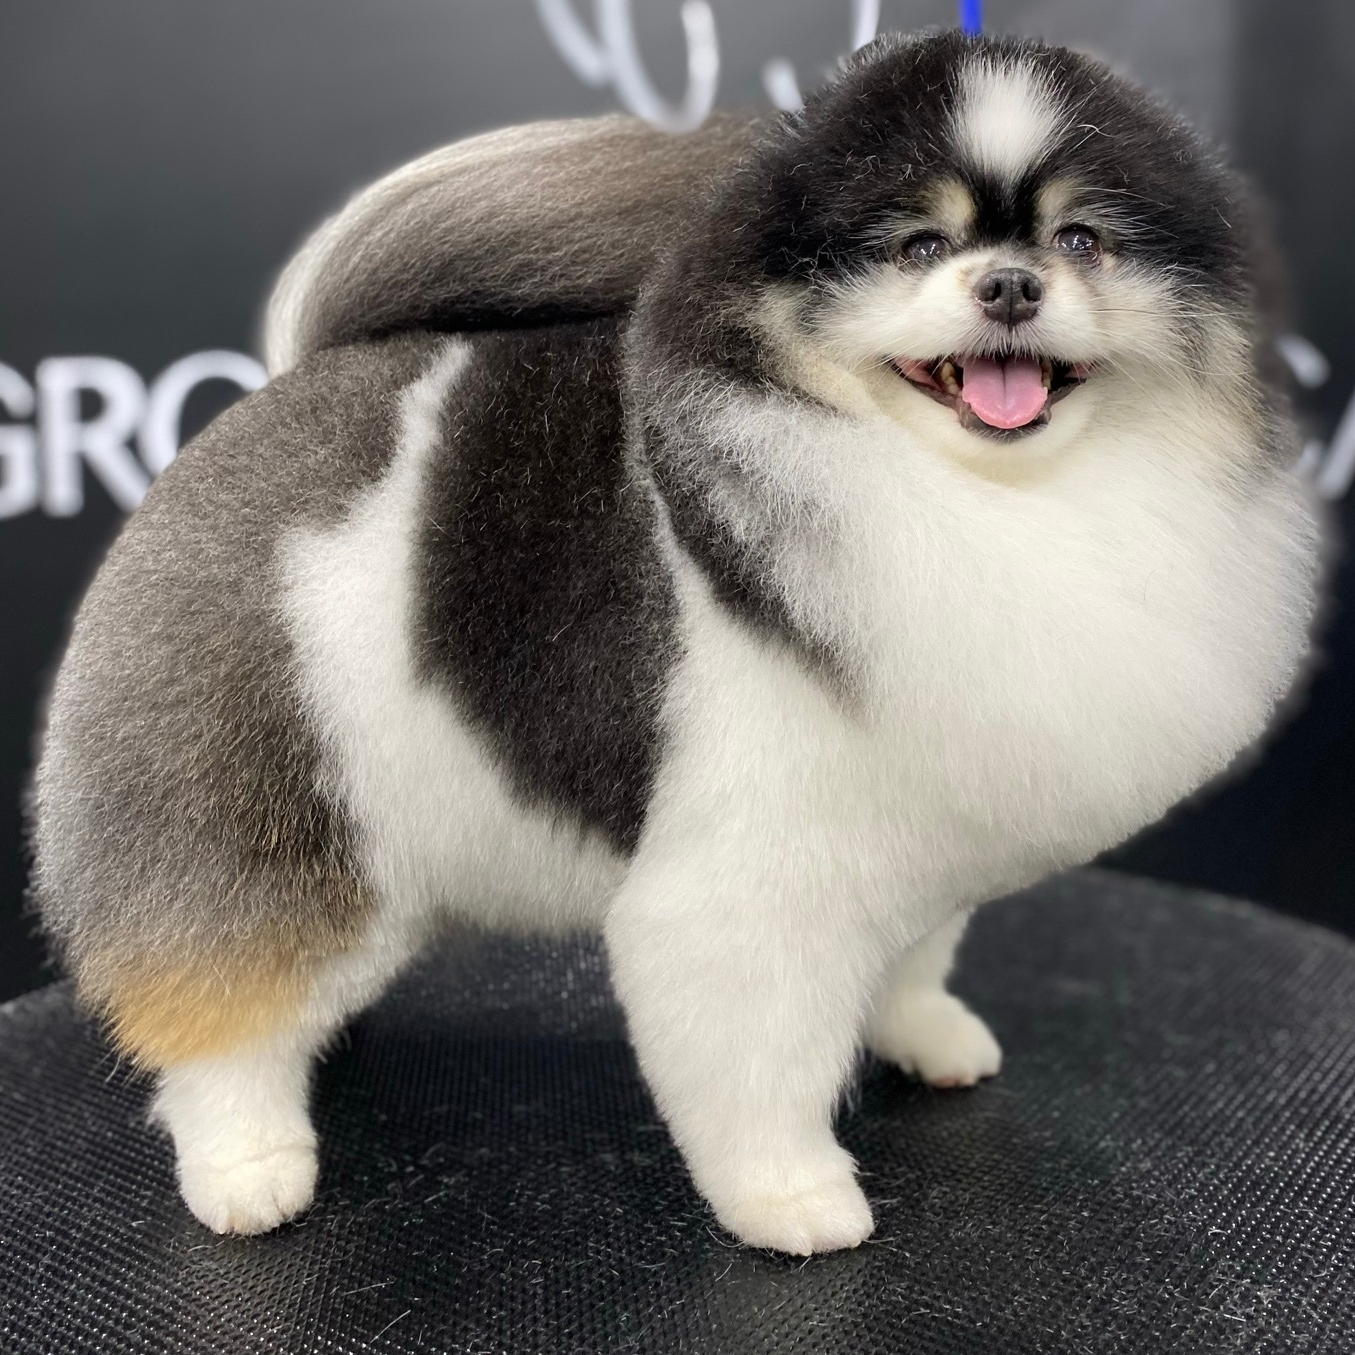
[1,1,1351,1001]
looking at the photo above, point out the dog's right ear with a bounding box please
[262,112,761,376]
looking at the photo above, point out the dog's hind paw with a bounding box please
[177,1141,317,1235]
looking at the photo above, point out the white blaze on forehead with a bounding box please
[953,58,1065,183]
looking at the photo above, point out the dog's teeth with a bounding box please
[938,360,961,396]
[1041,357,1053,390]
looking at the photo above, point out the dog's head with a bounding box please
[655,31,1276,467]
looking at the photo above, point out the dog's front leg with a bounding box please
[605,843,882,1255]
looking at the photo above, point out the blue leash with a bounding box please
[959,0,982,34]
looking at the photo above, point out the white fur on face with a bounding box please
[802,249,1249,469]
[953,57,1065,184]
[812,251,1186,371]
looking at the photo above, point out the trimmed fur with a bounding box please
[264,113,758,375]
[32,32,1321,1254]
[415,321,676,853]
[32,334,443,1062]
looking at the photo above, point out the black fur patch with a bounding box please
[416,322,676,854]
[640,405,839,681]
[703,31,1253,302]
[969,173,1040,248]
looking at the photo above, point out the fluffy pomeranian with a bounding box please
[31,31,1320,1255]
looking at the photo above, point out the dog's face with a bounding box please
[730,33,1265,465]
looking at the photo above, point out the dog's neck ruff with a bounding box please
[654,375,1317,861]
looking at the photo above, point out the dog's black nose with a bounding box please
[973,268,1044,324]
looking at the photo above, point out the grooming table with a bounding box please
[3,870,1352,1353]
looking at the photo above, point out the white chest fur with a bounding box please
[645,390,1320,943]
[280,342,1318,951]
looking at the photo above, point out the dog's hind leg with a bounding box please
[152,1023,324,1236]
[106,912,423,1235]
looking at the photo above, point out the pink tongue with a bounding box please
[961,355,1047,429]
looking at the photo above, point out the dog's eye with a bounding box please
[1055,224,1102,260]
[901,233,949,264]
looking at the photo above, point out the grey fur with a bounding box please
[264,113,760,375]
[32,334,442,988]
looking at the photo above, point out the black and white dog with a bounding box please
[32,32,1321,1254]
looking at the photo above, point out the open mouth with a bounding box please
[891,354,1092,438]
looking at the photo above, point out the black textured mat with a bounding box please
[3,870,1355,1354]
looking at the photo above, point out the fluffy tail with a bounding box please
[263,113,760,375]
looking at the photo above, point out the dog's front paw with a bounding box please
[868,991,1002,1088]
[714,1164,874,1255]
[176,1141,318,1235]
